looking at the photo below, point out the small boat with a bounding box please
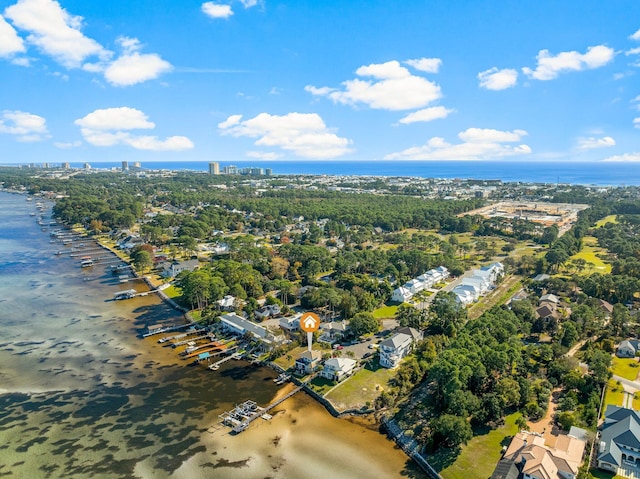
[80,259,94,268]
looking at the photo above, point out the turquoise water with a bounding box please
[0,192,420,479]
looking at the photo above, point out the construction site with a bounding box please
[462,201,590,231]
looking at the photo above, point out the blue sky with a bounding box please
[0,0,639,164]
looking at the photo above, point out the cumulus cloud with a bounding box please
[576,136,616,150]
[0,14,25,57]
[630,28,640,41]
[478,67,518,90]
[635,117,640,129]
[398,106,454,124]
[218,112,353,159]
[240,0,260,7]
[4,0,109,68]
[0,109,49,141]
[305,60,442,110]
[103,36,172,86]
[202,2,233,19]
[3,1,171,86]
[522,45,615,80]
[75,107,193,151]
[385,128,531,161]
[404,57,442,73]
[603,152,640,162]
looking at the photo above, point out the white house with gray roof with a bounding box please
[379,328,421,369]
[597,405,640,476]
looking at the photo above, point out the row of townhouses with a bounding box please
[452,262,504,305]
[391,266,450,303]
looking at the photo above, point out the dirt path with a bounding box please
[526,388,562,446]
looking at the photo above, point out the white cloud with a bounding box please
[54,140,82,149]
[202,2,233,19]
[75,107,193,151]
[75,107,155,130]
[240,0,260,7]
[385,127,531,160]
[635,117,640,128]
[305,60,442,110]
[626,47,640,56]
[404,57,442,73]
[576,136,616,150]
[522,45,615,80]
[0,14,25,57]
[478,67,518,90]
[218,112,353,159]
[398,106,454,124]
[630,28,640,41]
[4,0,109,68]
[0,109,49,141]
[603,152,640,162]
[103,36,172,86]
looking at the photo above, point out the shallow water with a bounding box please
[0,191,423,479]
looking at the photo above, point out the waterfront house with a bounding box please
[617,340,640,358]
[216,295,237,311]
[219,313,281,350]
[294,350,322,375]
[279,313,301,332]
[160,259,200,278]
[491,429,586,479]
[597,406,640,476]
[321,357,356,382]
[379,332,414,369]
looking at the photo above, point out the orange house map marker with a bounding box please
[300,312,320,352]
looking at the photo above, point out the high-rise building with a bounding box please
[133,162,141,169]
[209,162,220,175]
[84,163,91,169]
[122,161,129,171]
[62,162,70,169]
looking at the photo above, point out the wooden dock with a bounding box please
[208,349,241,370]
[220,385,304,433]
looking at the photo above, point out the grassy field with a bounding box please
[324,358,395,411]
[562,236,611,275]
[373,304,399,319]
[273,344,326,370]
[467,275,523,320]
[436,412,521,479]
[162,284,181,299]
[611,356,640,381]
[595,215,618,228]
[308,376,335,395]
[603,379,625,412]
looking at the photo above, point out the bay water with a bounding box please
[0,191,421,479]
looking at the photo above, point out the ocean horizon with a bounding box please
[9,160,640,186]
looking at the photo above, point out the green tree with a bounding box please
[431,414,473,448]
[348,312,381,337]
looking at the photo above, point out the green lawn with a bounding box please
[437,412,521,479]
[162,284,181,299]
[634,392,640,411]
[595,215,618,228]
[603,379,625,413]
[562,236,611,275]
[590,468,623,479]
[324,358,395,411]
[308,376,335,395]
[611,356,640,381]
[373,304,399,319]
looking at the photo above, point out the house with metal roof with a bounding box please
[597,406,640,476]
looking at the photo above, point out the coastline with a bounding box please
[0,190,423,479]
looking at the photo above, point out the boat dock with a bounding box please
[220,385,304,433]
[208,349,241,370]
[142,322,192,338]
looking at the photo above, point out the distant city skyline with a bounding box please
[0,0,639,164]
